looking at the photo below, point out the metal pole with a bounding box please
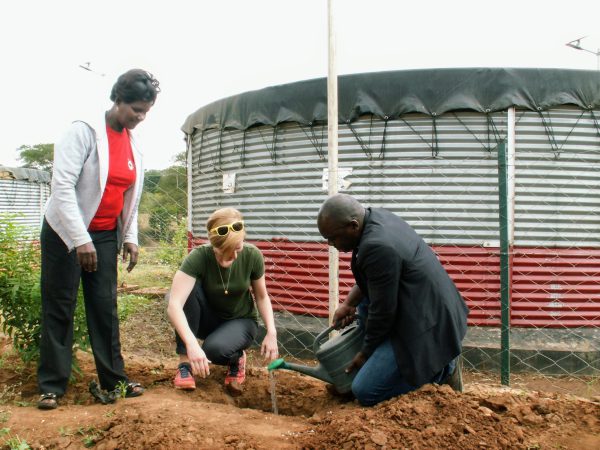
[186,134,194,252]
[327,0,339,326]
[497,138,511,386]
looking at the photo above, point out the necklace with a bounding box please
[217,262,232,295]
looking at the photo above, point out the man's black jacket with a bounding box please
[352,207,469,386]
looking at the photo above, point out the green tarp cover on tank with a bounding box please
[182,68,600,134]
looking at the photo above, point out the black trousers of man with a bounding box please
[37,220,128,396]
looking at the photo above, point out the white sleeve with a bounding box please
[51,122,95,247]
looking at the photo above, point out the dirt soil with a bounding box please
[1,299,599,450]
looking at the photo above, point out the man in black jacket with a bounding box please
[317,193,468,406]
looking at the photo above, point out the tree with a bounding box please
[17,143,54,172]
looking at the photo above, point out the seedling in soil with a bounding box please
[59,427,74,437]
[115,380,129,399]
[77,426,101,448]
[3,434,30,450]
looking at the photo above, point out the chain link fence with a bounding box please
[180,105,599,393]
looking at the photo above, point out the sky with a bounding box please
[1,0,599,170]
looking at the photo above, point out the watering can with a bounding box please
[268,322,364,394]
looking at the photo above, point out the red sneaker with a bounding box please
[224,351,246,396]
[174,363,196,390]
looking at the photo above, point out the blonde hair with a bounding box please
[206,207,245,254]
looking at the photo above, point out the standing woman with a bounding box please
[167,208,279,396]
[37,69,160,410]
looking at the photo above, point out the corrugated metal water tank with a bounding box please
[182,68,600,328]
[0,166,50,236]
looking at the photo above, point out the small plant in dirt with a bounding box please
[59,427,74,437]
[0,214,90,370]
[1,432,30,450]
[77,426,101,448]
[13,402,32,408]
[0,411,10,423]
[114,380,129,399]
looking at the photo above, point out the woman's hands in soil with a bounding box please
[76,242,97,272]
[188,342,211,377]
[260,332,279,361]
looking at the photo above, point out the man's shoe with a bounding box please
[174,362,196,390]
[37,393,58,410]
[444,356,464,393]
[224,351,246,396]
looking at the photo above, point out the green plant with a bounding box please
[154,216,188,268]
[114,380,129,399]
[0,384,19,406]
[77,426,101,448]
[14,401,32,408]
[117,294,152,322]
[0,411,10,423]
[3,434,30,450]
[0,214,90,368]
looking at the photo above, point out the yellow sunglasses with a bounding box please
[209,220,245,236]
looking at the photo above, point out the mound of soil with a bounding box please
[0,298,598,449]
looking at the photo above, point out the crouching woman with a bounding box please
[166,208,279,395]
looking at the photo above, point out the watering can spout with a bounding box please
[268,358,334,385]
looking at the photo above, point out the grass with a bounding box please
[76,426,101,448]
[118,294,155,322]
[0,385,19,406]
[1,431,30,450]
[585,373,599,397]
[0,411,10,423]
[117,246,178,290]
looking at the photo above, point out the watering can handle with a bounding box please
[313,316,359,353]
[313,325,336,353]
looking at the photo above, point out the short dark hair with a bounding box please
[110,69,160,104]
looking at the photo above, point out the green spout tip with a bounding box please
[268,358,286,371]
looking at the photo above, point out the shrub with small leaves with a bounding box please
[0,214,89,366]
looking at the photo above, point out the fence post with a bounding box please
[497,139,511,385]
[327,0,339,326]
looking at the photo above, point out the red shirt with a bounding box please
[88,125,136,231]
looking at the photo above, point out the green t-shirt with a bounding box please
[179,243,264,321]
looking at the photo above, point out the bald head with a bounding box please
[318,194,364,225]
[317,194,365,252]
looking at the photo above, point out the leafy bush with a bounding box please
[0,215,89,365]
[154,216,188,268]
[148,209,176,242]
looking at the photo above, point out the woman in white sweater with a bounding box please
[37,69,160,410]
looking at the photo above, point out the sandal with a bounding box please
[37,393,58,410]
[124,382,145,398]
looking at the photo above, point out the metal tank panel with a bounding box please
[0,178,50,235]
[191,111,506,247]
[184,69,600,328]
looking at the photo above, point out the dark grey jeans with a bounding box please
[37,219,128,395]
[174,281,258,367]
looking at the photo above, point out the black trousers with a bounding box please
[38,220,128,395]
[174,281,258,367]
